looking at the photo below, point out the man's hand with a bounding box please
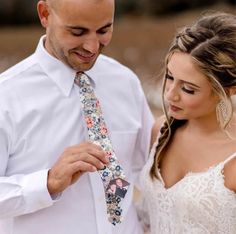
[47,142,108,194]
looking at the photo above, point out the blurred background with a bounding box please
[0,0,235,117]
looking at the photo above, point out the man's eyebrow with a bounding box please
[66,23,113,31]
[66,26,87,31]
[97,23,113,30]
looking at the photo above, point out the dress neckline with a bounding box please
[156,151,236,191]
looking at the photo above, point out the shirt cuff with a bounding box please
[21,169,55,213]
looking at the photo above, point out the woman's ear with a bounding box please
[37,1,50,28]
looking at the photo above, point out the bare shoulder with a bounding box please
[220,115,236,192]
[223,154,236,193]
[151,115,166,146]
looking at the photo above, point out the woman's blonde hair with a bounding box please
[150,12,236,179]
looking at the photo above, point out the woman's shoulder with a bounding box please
[221,152,236,193]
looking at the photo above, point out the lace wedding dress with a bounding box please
[140,139,236,234]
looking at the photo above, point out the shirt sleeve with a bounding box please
[0,170,55,219]
[136,194,151,232]
[0,110,54,219]
[131,80,155,188]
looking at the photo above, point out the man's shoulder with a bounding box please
[97,54,122,65]
[0,54,36,85]
[97,54,139,81]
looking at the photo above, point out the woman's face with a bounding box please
[164,52,219,121]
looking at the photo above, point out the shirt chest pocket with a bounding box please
[110,130,138,174]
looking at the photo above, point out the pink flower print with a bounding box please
[96,100,100,108]
[85,116,93,128]
[106,151,113,158]
[101,124,108,135]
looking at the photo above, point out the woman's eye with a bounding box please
[165,73,196,94]
[182,86,195,94]
[166,74,174,80]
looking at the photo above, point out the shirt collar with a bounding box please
[34,35,96,96]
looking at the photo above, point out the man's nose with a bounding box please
[83,36,100,54]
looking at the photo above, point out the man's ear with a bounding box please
[37,1,50,28]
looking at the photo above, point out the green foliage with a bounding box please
[0,0,235,25]
[115,0,140,16]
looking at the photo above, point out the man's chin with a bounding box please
[71,61,96,72]
[70,56,99,72]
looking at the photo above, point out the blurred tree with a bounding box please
[115,0,235,16]
[0,0,15,24]
[0,0,39,25]
[13,0,39,24]
[145,0,222,15]
[115,0,140,16]
[0,0,234,24]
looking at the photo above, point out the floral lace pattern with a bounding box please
[140,139,236,234]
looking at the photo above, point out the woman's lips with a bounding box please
[169,104,182,112]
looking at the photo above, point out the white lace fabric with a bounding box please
[140,139,236,234]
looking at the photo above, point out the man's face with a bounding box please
[38,0,114,71]
[116,179,123,188]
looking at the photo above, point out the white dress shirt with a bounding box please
[0,36,154,234]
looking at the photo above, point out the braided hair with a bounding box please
[150,12,236,179]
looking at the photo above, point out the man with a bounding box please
[0,0,154,233]
[106,178,129,198]
[114,178,129,198]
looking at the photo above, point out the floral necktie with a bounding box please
[75,72,130,225]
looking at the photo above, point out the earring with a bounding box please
[216,99,231,128]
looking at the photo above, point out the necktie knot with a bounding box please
[75,72,91,87]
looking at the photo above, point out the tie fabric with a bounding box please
[75,72,130,225]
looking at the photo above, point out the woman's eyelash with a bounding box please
[182,87,195,94]
[166,74,195,94]
[166,74,173,80]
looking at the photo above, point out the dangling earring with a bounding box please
[216,99,231,128]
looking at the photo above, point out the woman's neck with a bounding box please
[183,112,236,139]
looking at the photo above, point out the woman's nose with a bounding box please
[165,85,180,102]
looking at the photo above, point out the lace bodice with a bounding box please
[140,139,236,234]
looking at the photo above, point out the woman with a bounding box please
[140,12,236,234]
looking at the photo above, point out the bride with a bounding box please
[140,12,236,234]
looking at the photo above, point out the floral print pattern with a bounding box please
[75,72,129,225]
